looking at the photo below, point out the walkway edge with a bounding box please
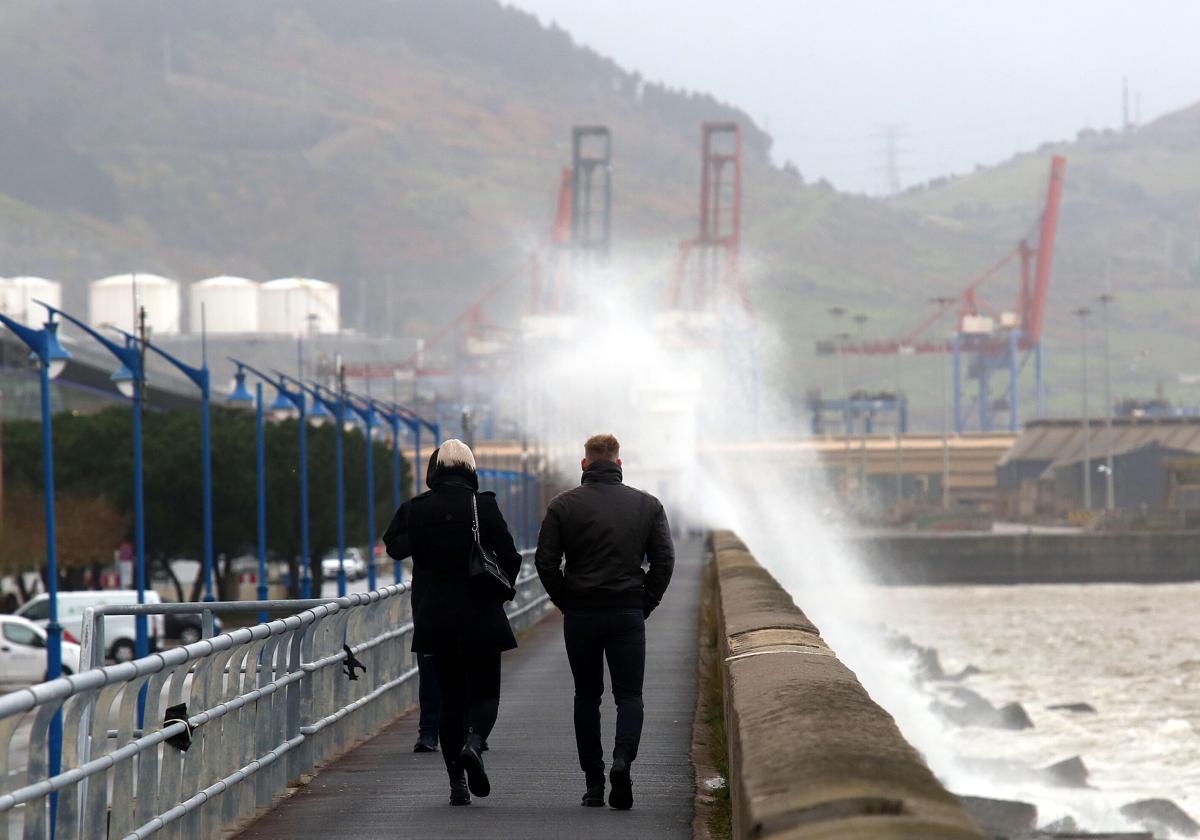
[708,531,984,839]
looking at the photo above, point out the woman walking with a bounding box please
[382,440,523,806]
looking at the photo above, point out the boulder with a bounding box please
[1038,815,1080,833]
[1119,798,1200,838]
[957,794,1037,837]
[1046,702,1097,714]
[946,664,983,681]
[994,701,1035,730]
[1038,756,1090,788]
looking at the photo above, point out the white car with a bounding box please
[0,614,82,689]
[321,549,368,582]
[16,590,164,663]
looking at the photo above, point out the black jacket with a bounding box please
[534,460,675,614]
[382,459,523,655]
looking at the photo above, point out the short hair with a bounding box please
[437,438,477,472]
[584,434,620,463]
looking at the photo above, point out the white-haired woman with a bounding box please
[382,440,523,806]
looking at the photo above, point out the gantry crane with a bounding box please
[838,155,1066,432]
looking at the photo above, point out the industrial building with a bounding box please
[996,417,1200,519]
[701,433,1018,511]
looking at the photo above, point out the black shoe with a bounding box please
[581,777,605,807]
[459,734,491,798]
[448,765,471,806]
[413,735,439,753]
[608,759,633,810]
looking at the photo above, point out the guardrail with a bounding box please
[1,554,550,839]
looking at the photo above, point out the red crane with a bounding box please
[668,122,748,312]
[844,155,1066,356]
[834,155,1066,432]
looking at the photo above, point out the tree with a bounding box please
[0,407,412,600]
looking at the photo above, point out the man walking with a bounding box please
[535,434,675,810]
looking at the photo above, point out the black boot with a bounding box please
[459,733,491,798]
[413,734,439,753]
[448,764,471,806]
[608,758,633,810]
[581,772,605,807]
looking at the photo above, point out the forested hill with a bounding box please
[0,0,769,332]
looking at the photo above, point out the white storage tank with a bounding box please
[0,276,63,323]
[189,276,260,334]
[89,273,181,335]
[259,277,339,335]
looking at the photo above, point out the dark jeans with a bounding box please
[564,608,646,779]
[431,652,502,771]
[417,653,440,740]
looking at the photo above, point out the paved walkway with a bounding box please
[238,538,702,840]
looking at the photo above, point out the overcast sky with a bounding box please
[508,1,1200,194]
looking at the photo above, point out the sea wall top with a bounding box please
[709,530,983,839]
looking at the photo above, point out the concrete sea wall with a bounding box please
[708,531,983,839]
[851,531,1200,585]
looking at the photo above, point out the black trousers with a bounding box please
[431,651,502,771]
[417,653,440,740]
[564,608,646,779]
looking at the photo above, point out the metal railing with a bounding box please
[1,554,550,839]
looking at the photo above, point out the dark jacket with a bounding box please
[534,460,675,614]
[382,458,523,655]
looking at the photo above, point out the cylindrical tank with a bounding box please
[258,278,339,335]
[189,276,260,334]
[0,276,63,323]
[89,273,181,335]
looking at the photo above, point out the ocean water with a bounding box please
[876,582,1200,831]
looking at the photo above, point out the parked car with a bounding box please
[321,548,367,582]
[164,611,223,646]
[16,590,164,663]
[0,614,82,688]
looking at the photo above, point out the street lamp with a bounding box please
[930,296,956,509]
[227,367,269,620]
[0,308,70,813]
[1099,293,1116,510]
[235,360,314,599]
[141,331,215,601]
[369,399,439,582]
[345,392,380,591]
[279,373,348,597]
[40,305,155,663]
[1075,306,1094,511]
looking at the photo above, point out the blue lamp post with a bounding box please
[140,337,215,601]
[345,393,379,590]
[233,360,315,598]
[40,305,154,661]
[227,368,269,621]
[0,308,71,825]
[279,374,348,597]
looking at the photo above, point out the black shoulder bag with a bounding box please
[467,493,516,601]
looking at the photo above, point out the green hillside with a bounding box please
[0,0,1194,422]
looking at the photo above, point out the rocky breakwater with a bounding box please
[708,530,983,839]
[889,636,1200,839]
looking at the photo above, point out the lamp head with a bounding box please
[307,396,331,427]
[228,368,255,404]
[111,364,137,399]
[269,387,296,419]
[43,321,71,380]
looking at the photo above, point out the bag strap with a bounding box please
[470,493,482,546]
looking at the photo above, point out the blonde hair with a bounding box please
[437,438,477,471]
[584,433,620,463]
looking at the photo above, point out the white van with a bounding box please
[16,590,164,663]
[0,615,83,688]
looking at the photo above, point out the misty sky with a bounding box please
[508,0,1200,194]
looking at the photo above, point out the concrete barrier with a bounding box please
[709,531,983,839]
[852,530,1200,585]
